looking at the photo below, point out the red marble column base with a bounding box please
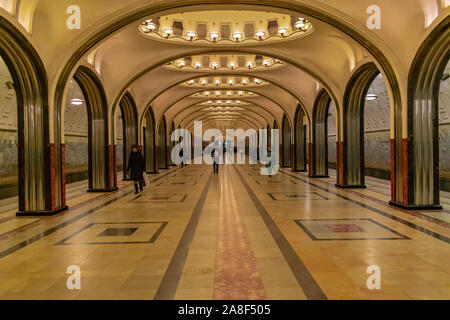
[61,144,67,207]
[308,142,313,176]
[389,138,442,210]
[17,143,68,217]
[390,139,396,202]
[114,145,118,187]
[337,141,344,185]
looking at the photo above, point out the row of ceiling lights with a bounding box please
[178,59,280,69]
[194,91,254,97]
[188,78,262,86]
[142,18,310,42]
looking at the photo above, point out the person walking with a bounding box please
[266,146,273,178]
[180,149,185,167]
[127,144,146,194]
[212,149,219,174]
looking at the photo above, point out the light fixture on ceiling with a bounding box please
[210,32,219,42]
[295,18,305,29]
[229,61,236,69]
[188,79,195,85]
[205,91,210,96]
[194,62,201,69]
[247,61,253,69]
[164,28,173,37]
[263,60,270,67]
[254,78,260,84]
[215,80,220,86]
[186,31,196,41]
[212,62,218,69]
[278,27,288,37]
[242,79,248,86]
[216,91,221,96]
[146,21,156,31]
[256,30,265,40]
[228,80,234,86]
[70,98,83,106]
[227,91,232,96]
[201,80,207,86]
[232,32,242,42]
[178,60,186,68]
[366,93,378,101]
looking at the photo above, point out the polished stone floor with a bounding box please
[0,164,449,300]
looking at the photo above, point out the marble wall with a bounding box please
[0,131,18,182]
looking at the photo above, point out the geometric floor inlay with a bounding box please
[255,179,297,185]
[56,222,168,245]
[156,181,197,187]
[295,219,410,241]
[129,194,188,203]
[268,192,328,201]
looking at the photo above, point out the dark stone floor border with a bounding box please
[234,166,328,300]
[154,172,214,300]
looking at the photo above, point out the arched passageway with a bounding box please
[294,105,307,172]
[72,66,115,192]
[403,17,449,209]
[311,89,333,177]
[118,92,138,180]
[169,121,176,166]
[158,116,169,169]
[439,60,450,208]
[144,107,157,174]
[340,63,382,189]
[0,54,18,200]
[281,115,291,168]
[0,17,59,215]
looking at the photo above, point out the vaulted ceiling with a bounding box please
[0,0,448,139]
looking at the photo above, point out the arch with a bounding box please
[118,91,138,180]
[294,104,308,172]
[402,16,450,209]
[340,63,380,189]
[169,121,176,166]
[158,115,169,169]
[137,71,313,132]
[51,1,406,201]
[143,84,301,137]
[0,17,61,215]
[73,66,115,192]
[143,107,157,173]
[281,114,292,168]
[310,89,332,177]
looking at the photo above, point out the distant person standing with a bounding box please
[212,149,219,174]
[266,146,273,178]
[127,144,145,194]
[180,149,185,167]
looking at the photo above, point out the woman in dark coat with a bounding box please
[127,145,145,194]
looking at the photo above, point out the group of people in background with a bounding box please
[127,143,273,193]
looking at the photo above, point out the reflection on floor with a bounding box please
[0,164,449,300]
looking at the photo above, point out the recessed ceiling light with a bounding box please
[70,98,83,105]
[366,93,378,101]
[278,27,288,36]
[295,18,305,29]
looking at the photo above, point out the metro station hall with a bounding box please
[0,0,449,302]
